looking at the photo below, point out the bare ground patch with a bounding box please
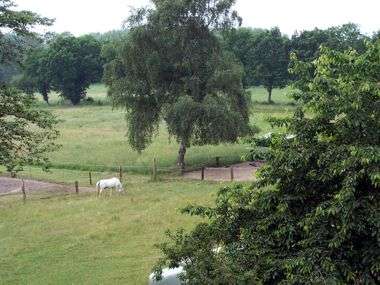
[183,161,265,182]
[0,176,94,196]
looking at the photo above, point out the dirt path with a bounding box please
[183,161,265,182]
[0,161,264,195]
[0,177,94,196]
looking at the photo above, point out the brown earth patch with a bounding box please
[0,177,94,196]
[183,161,265,182]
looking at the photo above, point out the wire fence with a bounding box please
[41,154,245,174]
[0,161,180,200]
[0,157,263,201]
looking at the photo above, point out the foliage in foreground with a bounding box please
[154,41,380,283]
[0,0,58,173]
[0,86,59,173]
[0,0,52,64]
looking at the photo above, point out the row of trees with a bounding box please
[223,23,378,102]
[4,20,377,105]
[19,34,103,105]
[13,19,375,167]
[0,28,131,105]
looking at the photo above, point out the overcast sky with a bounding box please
[15,0,380,36]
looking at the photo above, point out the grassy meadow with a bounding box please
[0,84,294,284]
[0,175,232,284]
[35,84,294,173]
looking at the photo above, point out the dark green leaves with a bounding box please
[155,41,380,283]
[0,0,58,173]
[0,0,53,36]
[22,35,104,105]
[251,28,290,103]
[105,0,252,160]
[0,86,59,172]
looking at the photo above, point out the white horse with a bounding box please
[96,177,124,196]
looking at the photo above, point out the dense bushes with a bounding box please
[154,41,380,284]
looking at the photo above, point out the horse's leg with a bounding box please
[110,187,113,198]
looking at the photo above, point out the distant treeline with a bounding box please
[1,24,379,104]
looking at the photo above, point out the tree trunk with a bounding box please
[42,83,50,104]
[177,141,187,173]
[268,87,273,104]
[70,93,81,105]
[42,91,49,105]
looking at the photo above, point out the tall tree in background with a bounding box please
[327,23,367,52]
[290,23,368,63]
[43,35,103,105]
[222,27,264,88]
[290,28,331,62]
[18,47,51,103]
[252,27,290,103]
[0,0,58,173]
[0,33,42,84]
[154,41,380,284]
[104,0,252,171]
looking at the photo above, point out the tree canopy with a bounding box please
[18,47,51,103]
[104,0,252,170]
[46,35,103,105]
[0,0,50,84]
[222,27,264,88]
[154,41,380,283]
[290,23,368,63]
[0,0,58,173]
[21,35,103,105]
[0,0,52,64]
[250,27,290,103]
[0,87,59,173]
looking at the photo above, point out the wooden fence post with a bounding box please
[75,181,79,194]
[119,166,123,181]
[21,179,26,201]
[201,167,205,181]
[230,167,234,182]
[216,157,220,167]
[89,172,92,185]
[152,158,158,181]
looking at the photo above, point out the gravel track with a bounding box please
[0,177,94,195]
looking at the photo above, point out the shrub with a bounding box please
[153,41,380,283]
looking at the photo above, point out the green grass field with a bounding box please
[0,175,231,284]
[36,84,294,172]
[0,84,293,284]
